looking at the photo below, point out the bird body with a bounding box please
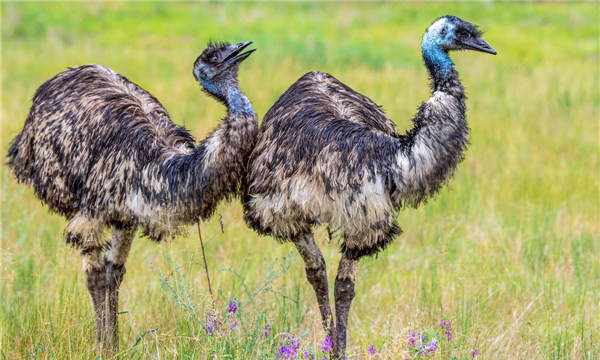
[9,65,255,244]
[244,71,402,255]
[244,68,468,258]
[243,16,496,357]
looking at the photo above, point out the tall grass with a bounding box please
[1,2,598,359]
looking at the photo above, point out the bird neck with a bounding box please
[166,84,258,224]
[225,86,255,118]
[423,49,464,96]
[201,78,255,118]
[422,42,455,88]
[391,46,467,209]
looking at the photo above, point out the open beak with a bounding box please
[462,36,497,55]
[222,41,256,66]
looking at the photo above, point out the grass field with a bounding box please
[1,2,599,359]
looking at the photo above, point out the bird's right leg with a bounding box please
[293,234,334,335]
[79,225,109,349]
[332,246,359,359]
[104,223,137,351]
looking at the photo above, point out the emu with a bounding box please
[243,16,496,357]
[7,41,257,349]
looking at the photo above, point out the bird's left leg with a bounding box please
[293,234,334,335]
[333,243,360,359]
[104,223,137,350]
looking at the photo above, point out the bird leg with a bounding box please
[82,233,110,350]
[333,247,359,359]
[104,262,125,348]
[104,224,136,351]
[86,265,108,345]
[293,234,334,336]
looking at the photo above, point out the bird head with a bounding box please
[422,16,496,55]
[193,41,255,98]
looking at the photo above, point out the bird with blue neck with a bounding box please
[243,15,497,359]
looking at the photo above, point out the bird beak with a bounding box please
[221,41,256,66]
[462,36,497,55]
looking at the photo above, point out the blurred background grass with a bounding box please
[1,2,598,359]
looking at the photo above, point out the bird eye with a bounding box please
[456,30,469,39]
[210,55,219,63]
[441,28,448,37]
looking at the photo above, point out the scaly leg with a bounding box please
[80,224,109,349]
[104,223,137,350]
[333,245,359,359]
[293,234,334,335]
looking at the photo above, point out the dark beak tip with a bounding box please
[240,50,255,62]
[485,45,497,55]
[474,37,496,55]
[238,48,256,60]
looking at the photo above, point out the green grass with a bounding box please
[1,2,598,359]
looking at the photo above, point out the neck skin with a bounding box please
[225,85,254,117]
[390,42,468,208]
[201,78,254,117]
[422,43,453,80]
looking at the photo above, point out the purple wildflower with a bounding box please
[407,332,417,348]
[320,336,333,354]
[418,339,438,355]
[278,334,300,359]
[427,340,438,353]
[228,300,238,317]
[205,312,217,335]
[263,324,272,338]
[472,349,481,357]
[303,350,314,359]
[440,318,452,342]
[367,345,376,355]
[205,305,238,336]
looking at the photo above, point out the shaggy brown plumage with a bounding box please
[243,16,496,357]
[7,41,258,350]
